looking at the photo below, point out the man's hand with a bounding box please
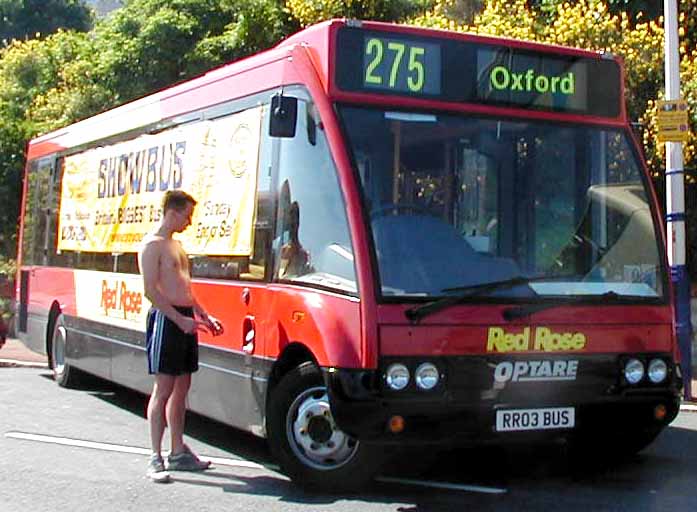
[177,315,210,335]
[203,314,224,337]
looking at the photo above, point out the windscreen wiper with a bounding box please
[404,274,571,324]
[502,290,640,321]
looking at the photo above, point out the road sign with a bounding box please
[657,99,690,143]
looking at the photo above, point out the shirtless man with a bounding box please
[138,190,224,482]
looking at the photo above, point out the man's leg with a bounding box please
[166,373,191,456]
[164,373,210,471]
[148,373,175,457]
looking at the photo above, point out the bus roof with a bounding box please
[27,19,625,160]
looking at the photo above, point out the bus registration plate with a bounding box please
[495,407,575,432]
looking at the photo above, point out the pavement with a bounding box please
[0,337,48,368]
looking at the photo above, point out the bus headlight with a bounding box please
[624,358,645,384]
[648,359,668,384]
[415,363,439,390]
[386,364,410,390]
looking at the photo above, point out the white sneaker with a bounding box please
[147,454,172,483]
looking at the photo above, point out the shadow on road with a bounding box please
[39,369,273,465]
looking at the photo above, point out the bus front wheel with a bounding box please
[51,314,81,388]
[267,361,383,491]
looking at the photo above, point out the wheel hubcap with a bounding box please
[287,386,359,470]
[52,325,66,376]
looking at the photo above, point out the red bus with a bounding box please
[17,19,682,489]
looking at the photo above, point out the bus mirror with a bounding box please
[270,94,297,138]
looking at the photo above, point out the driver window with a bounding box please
[272,93,357,294]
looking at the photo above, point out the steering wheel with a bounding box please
[370,203,434,219]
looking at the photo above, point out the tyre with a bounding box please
[266,362,384,491]
[51,314,82,388]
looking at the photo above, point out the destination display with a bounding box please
[335,27,621,118]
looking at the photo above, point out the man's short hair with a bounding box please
[162,190,196,213]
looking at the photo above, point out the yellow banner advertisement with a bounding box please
[58,106,263,255]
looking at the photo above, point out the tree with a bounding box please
[605,0,661,20]
[85,0,123,17]
[87,0,296,105]
[0,0,92,46]
[0,0,95,262]
[0,31,95,259]
[286,0,432,27]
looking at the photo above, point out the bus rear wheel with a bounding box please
[267,362,383,491]
[51,314,81,388]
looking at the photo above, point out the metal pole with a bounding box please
[664,0,692,400]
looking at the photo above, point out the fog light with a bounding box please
[624,358,644,384]
[654,404,667,421]
[388,415,405,433]
[386,364,410,390]
[648,359,668,384]
[415,362,439,390]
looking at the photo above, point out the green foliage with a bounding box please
[0,120,26,258]
[93,1,208,100]
[0,32,95,256]
[86,0,123,17]
[286,0,432,27]
[89,0,296,104]
[0,255,15,323]
[185,0,298,77]
[0,255,15,278]
[0,0,92,46]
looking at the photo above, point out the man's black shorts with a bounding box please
[145,306,198,375]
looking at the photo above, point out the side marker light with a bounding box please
[388,415,405,433]
[654,404,667,421]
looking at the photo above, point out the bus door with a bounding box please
[185,102,275,434]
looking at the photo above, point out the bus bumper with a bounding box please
[323,366,682,445]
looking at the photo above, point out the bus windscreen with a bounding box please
[335,26,621,118]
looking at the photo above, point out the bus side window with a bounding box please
[22,159,53,266]
[190,104,273,282]
[20,160,41,266]
[114,253,139,274]
[50,159,80,269]
[239,103,273,280]
[272,95,357,294]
